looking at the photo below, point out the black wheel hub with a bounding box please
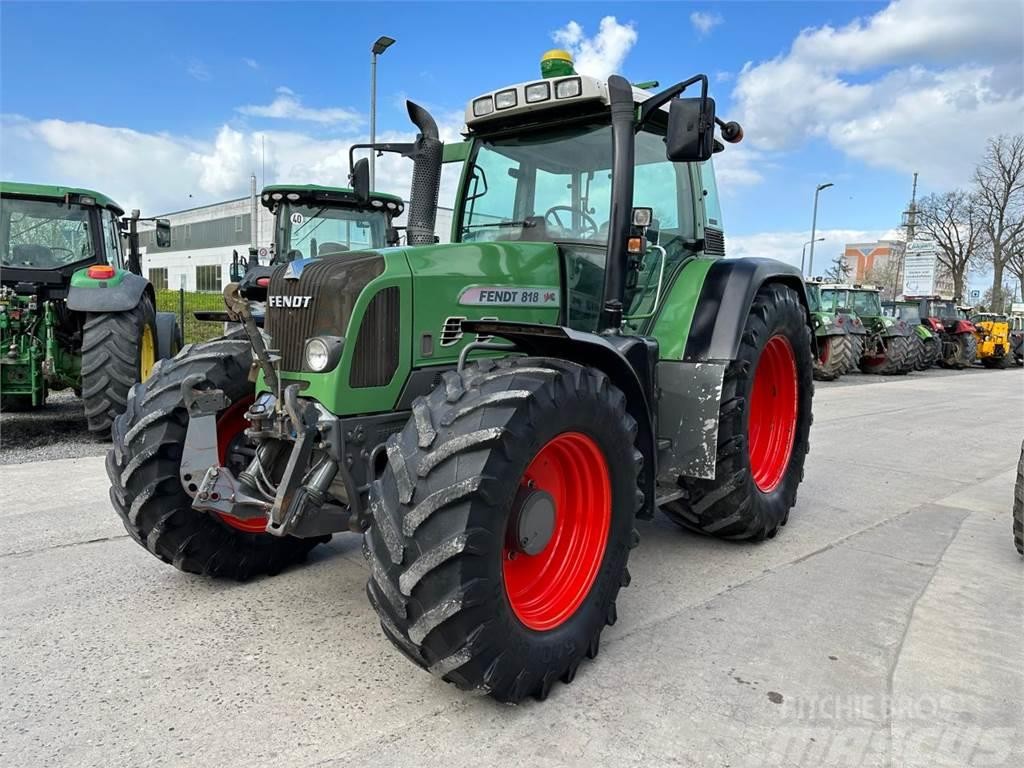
[510,485,556,556]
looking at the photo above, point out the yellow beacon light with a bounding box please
[540,49,575,78]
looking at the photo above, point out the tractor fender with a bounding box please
[951,320,975,335]
[67,271,152,313]
[683,257,813,362]
[461,319,658,519]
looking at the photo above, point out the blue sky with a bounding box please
[2,1,1021,281]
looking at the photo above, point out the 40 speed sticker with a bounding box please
[458,285,560,307]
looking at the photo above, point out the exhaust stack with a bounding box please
[404,101,442,246]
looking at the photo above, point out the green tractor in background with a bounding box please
[820,284,916,375]
[108,53,815,703]
[195,183,406,332]
[1,182,180,432]
[883,300,943,370]
[806,278,861,380]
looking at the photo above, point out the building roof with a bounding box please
[0,181,124,215]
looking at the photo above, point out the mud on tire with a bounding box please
[364,357,642,703]
[82,296,157,434]
[663,282,814,541]
[106,336,326,580]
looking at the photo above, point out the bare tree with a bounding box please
[1005,227,1024,303]
[915,190,984,301]
[865,258,900,300]
[974,134,1024,309]
[823,254,851,283]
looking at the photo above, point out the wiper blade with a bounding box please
[462,219,538,230]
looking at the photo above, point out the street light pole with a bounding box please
[369,35,396,191]
[801,237,825,275]
[808,182,834,277]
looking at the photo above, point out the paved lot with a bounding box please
[1,367,1022,767]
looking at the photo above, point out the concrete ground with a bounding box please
[1,367,1021,768]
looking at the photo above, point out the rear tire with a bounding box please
[82,296,158,435]
[846,333,865,374]
[106,336,326,580]
[364,357,642,702]
[948,332,977,369]
[859,334,914,375]
[919,334,940,370]
[812,334,849,381]
[663,283,813,541]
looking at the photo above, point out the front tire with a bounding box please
[364,357,642,703]
[106,336,326,579]
[82,296,158,434]
[663,283,813,541]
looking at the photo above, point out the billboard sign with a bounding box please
[902,239,939,297]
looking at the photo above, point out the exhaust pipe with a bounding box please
[404,101,442,246]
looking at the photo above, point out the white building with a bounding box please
[139,193,454,293]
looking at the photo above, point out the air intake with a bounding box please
[350,287,401,388]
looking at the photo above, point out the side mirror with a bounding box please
[154,219,171,248]
[665,97,716,163]
[350,157,370,202]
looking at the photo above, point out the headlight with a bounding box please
[525,82,550,103]
[494,89,517,110]
[303,336,344,372]
[305,338,330,371]
[472,96,494,117]
[554,77,582,99]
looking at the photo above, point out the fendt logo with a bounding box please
[268,295,313,309]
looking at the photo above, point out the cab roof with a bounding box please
[260,184,403,213]
[0,181,124,215]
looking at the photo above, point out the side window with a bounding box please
[101,210,123,268]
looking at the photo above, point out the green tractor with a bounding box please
[820,284,915,375]
[108,55,815,702]
[197,183,406,331]
[805,278,861,380]
[1,182,180,432]
[883,300,943,370]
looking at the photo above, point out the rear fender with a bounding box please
[461,320,657,519]
[683,257,814,362]
[952,320,976,335]
[67,270,151,313]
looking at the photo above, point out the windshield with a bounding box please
[820,289,848,312]
[851,291,882,316]
[806,284,821,312]
[897,303,921,323]
[459,123,693,250]
[925,300,957,318]
[278,204,388,261]
[1,197,97,269]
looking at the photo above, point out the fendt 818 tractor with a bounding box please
[109,53,815,703]
[969,312,1012,368]
[903,297,977,369]
[1,182,180,431]
[820,284,915,375]
[806,278,860,380]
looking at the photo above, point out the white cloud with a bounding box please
[690,11,722,38]
[243,58,259,70]
[237,87,362,126]
[732,0,1024,187]
[712,144,766,189]
[727,228,902,270]
[552,16,637,79]
[187,59,211,82]
[0,111,465,217]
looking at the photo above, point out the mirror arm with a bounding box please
[347,141,417,178]
[638,74,708,128]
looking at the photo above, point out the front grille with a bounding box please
[265,254,384,371]
[704,227,726,256]
[351,287,400,388]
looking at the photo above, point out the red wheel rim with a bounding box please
[748,335,798,493]
[214,395,263,534]
[502,432,611,631]
[819,337,830,363]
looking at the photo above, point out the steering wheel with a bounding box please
[544,206,599,239]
